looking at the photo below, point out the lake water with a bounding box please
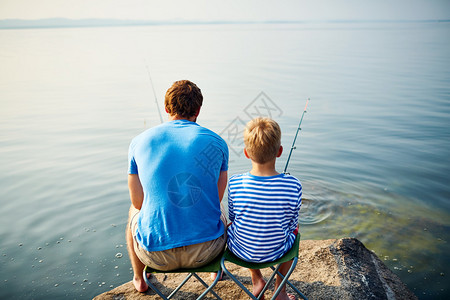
[0,22,449,299]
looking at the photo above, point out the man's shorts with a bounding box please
[129,206,226,271]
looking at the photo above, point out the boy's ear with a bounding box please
[277,145,283,157]
[243,148,250,159]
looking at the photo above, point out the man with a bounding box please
[126,80,229,292]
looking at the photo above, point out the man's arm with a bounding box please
[128,174,144,210]
[218,170,228,202]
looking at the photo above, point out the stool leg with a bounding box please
[167,273,194,299]
[221,258,259,300]
[273,274,308,300]
[270,258,308,300]
[143,271,169,300]
[258,264,282,299]
[194,273,222,300]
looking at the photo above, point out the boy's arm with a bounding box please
[291,189,302,233]
[128,174,144,210]
[227,182,234,226]
[218,170,228,202]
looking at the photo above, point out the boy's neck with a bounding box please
[249,159,280,177]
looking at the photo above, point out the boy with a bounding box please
[227,117,302,300]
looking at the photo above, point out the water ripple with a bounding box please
[299,198,333,225]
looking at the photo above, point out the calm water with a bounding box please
[0,22,449,299]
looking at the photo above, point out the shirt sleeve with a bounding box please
[220,139,229,172]
[128,140,138,175]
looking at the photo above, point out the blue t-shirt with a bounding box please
[128,120,229,252]
[227,172,302,262]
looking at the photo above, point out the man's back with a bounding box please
[128,120,228,252]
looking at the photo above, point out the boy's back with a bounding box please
[227,172,302,263]
[226,117,303,298]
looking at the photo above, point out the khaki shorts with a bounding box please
[129,206,226,271]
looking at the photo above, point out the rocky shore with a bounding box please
[94,238,417,299]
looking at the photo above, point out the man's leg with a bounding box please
[210,213,228,280]
[126,205,148,292]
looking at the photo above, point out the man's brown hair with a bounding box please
[244,117,281,164]
[164,80,203,119]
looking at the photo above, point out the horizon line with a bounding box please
[1,17,449,30]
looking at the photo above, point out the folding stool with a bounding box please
[220,234,307,300]
[143,251,224,300]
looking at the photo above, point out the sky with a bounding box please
[0,0,449,21]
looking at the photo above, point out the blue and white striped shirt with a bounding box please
[227,172,302,263]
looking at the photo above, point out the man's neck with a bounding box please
[249,159,279,177]
[168,114,197,122]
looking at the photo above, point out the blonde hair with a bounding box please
[244,117,281,164]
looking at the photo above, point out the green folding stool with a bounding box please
[143,251,224,300]
[220,234,307,300]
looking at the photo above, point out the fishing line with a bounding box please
[283,98,310,174]
[145,64,164,124]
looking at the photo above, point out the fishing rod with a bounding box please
[145,64,164,124]
[283,98,310,174]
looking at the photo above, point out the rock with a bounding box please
[94,238,417,300]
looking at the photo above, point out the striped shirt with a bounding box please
[227,172,302,262]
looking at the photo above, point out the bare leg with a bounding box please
[126,205,148,292]
[210,271,223,281]
[274,260,295,300]
[249,269,266,299]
